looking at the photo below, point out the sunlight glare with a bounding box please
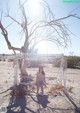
[30,0,41,17]
[35,41,64,54]
[36,41,48,54]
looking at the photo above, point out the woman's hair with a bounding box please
[39,67,45,75]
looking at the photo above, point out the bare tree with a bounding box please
[0,0,80,54]
[0,0,80,77]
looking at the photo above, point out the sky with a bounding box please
[0,0,80,56]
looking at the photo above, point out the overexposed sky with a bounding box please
[0,0,80,55]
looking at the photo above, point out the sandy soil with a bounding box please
[0,61,80,113]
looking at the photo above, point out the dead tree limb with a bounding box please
[0,21,21,53]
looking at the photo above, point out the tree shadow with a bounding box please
[6,86,36,113]
[4,83,76,113]
[6,96,26,113]
[5,90,76,113]
[6,95,36,113]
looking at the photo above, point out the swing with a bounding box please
[12,53,67,96]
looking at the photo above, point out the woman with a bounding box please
[36,67,46,95]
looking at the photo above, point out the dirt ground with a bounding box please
[0,60,80,113]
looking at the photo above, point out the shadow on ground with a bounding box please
[6,93,50,113]
[6,95,36,113]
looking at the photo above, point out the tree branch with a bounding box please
[6,14,22,26]
[48,14,80,24]
[19,0,29,52]
[0,21,21,52]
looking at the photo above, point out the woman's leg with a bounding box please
[41,85,44,94]
[37,85,40,94]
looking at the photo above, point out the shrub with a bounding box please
[52,56,80,69]
[53,60,61,67]
[25,60,42,68]
[67,56,80,69]
[8,59,14,62]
